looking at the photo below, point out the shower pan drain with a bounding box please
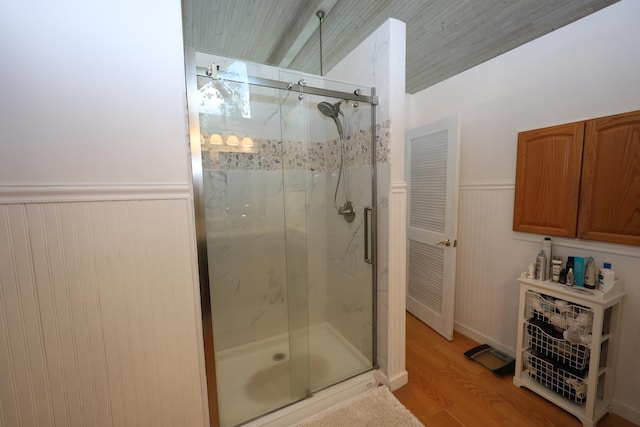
[272,352,287,362]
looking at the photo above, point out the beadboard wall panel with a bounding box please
[0,199,205,427]
[454,184,640,424]
[454,185,535,353]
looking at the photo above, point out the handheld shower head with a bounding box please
[317,99,353,222]
[317,101,340,118]
[317,101,344,139]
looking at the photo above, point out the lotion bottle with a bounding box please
[598,261,615,291]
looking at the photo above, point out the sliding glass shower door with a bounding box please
[187,52,376,426]
[286,72,376,393]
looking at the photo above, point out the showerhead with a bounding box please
[317,101,344,139]
[317,101,341,118]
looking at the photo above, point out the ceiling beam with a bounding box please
[267,0,338,68]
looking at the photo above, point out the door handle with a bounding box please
[364,207,373,264]
[436,239,451,247]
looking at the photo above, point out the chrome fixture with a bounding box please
[338,201,356,223]
[316,10,325,75]
[317,100,355,223]
[205,64,218,78]
[317,101,343,139]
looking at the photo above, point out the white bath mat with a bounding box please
[293,386,423,427]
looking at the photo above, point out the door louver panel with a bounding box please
[408,240,444,314]
[409,131,447,233]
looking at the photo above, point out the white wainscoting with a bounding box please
[0,195,206,427]
[383,181,408,390]
[454,182,532,356]
[454,182,640,424]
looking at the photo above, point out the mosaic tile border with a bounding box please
[201,120,390,171]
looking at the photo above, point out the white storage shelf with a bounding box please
[513,277,624,427]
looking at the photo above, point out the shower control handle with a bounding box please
[338,201,355,223]
[364,207,373,264]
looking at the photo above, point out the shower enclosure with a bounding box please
[186,51,377,426]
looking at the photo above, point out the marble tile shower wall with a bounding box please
[204,168,288,351]
[325,165,374,360]
[204,120,390,352]
[201,125,389,172]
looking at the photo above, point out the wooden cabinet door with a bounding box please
[577,110,640,245]
[513,122,585,236]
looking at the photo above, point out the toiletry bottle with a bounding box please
[598,261,615,291]
[566,256,574,275]
[573,257,585,287]
[584,257,596,289]
[552,257,562,283]
[542,237,552,280]
[536,250,546,281]
[566,268,574,286]
[527,262,535,279]
[559,268,567,284]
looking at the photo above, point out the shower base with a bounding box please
[215,322,372,427]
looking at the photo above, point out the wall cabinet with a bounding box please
[513,110,640,245]
[513,277,624,427]
[513,122,585,237]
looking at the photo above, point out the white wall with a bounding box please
[0,0,190,186]
[327,18,408,390]
[407,1,640,423]
[0,1,208,426]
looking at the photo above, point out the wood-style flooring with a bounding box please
[393,312,637,427]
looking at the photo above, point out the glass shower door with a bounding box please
[188,52,376,427]
[195,68,310,426]
[278,83,311,405]
[280,71,375,392]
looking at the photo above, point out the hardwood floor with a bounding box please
[393,312,637,427]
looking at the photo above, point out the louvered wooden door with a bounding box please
[405,116,460,341]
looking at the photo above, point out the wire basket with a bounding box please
[527,291,593,335]
[527,319,589,371]
[526,350,587,404]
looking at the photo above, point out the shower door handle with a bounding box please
[364,207,373,264]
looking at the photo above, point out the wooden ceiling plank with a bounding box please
[267,0,329,67]
[183,0,619,94]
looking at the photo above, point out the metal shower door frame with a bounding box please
[185,49,379,426]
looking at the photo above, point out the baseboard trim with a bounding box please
[611,399,640,425]
[0,184,192,203]
[379,370,408,391]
